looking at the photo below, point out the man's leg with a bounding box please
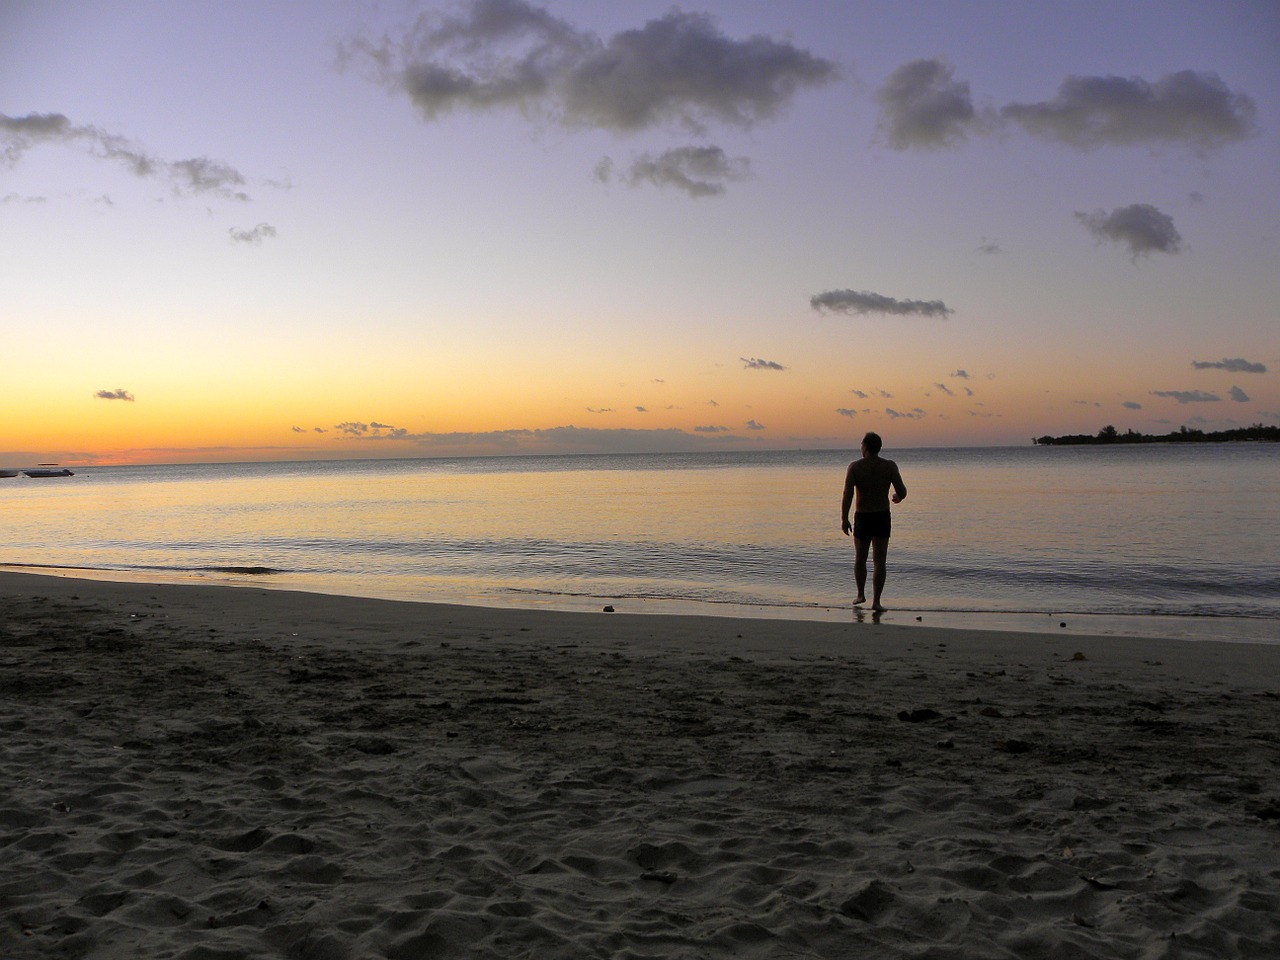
[853,536,870,605]
[871,537,889,611]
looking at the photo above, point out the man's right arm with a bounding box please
[890,463,906,504]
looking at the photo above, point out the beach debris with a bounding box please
[897,708,942,723]
[603,605,615,613]
[1061,622,1067,628]
[1071,651,1088,661]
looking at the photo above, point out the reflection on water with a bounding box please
[2,445,1277,640]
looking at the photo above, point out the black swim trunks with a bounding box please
[853,510,891,540]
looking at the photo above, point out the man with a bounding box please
[841,431,907,612]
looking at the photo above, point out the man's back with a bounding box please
[847,455,904,513]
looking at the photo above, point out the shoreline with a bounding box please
[3,571,1279,957]
[3,563,1276,646]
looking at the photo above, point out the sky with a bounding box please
[2,0,1277,465]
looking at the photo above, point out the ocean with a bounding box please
[2,445,1277,643]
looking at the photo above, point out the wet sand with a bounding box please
[2,571,1278,958]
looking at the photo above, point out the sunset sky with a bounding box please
[2,0,1277,465]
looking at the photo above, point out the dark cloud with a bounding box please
[835,408,858,419]
[1151,390,1220,403]
[811,289,953,318]
[1123,401,1143,410]
[741,357,785,370]
[933,383,955,397]
[1076,203,1182,258]
[291,426,307,433]
[94,388,134,402]
[977,237,1001,255]
[1001,70,1256,151]
[1,111,253,200]
[347,1,836,133]
[606,145,750,197]
[1229,386,1251,403]
[876,58,984,150]
[1,192,47,205]
[694,424,729,432]
[1192,357,1267,374]
[334,423,748,454]
[229,223,277,244]
[745,419,765,430]
[849,389,869,399]
[885,407,926,420]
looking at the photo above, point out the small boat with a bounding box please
[23,468,75,478]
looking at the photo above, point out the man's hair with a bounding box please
[862,431,883,455]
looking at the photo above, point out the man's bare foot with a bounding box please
[854,595,866,605]
[872,603,886,612]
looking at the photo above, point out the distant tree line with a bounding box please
[1034,423,1280,445]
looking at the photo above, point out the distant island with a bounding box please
[1034,423,1280,445]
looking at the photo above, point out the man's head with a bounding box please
[862,431,883,455]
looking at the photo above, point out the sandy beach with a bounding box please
[2,571,1277,959]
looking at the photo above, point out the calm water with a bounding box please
[2,445,1277,643]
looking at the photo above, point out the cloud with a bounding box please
[1076,203,1182,258]
[94,388,135,402]
[885,407,926,420]
[933,383,955,397]
[810,289,953,318]
[876,58,985,150]
[951,370,970,379]
[291,426,307,433]
[1001,70,1256,151]
[1192,357,1267,374]
[694,424,729,432]
[745,419,765,430]
[346,1,837,133]
[1123,401,1143,410]
[1,111,253,200]
[335,421,371,435]
[835,408,858,419]
[849,389,869,399]
[1151,390,1220,403]
[1229,386,1251,403]
[977,237,1001,255]
[606,145,750,197]
[332,423,751,454]
[1,192,46,205]
[229,222,278,244]
[741,357,785,370]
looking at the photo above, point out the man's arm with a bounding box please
[890,462,906,504]
[841,463,856,535]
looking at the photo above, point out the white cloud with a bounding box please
[610,145,750,198]
[1192,357,1267,374]
[811,289,953,318]
[347,1,837,134]
[229,223,278,244]
[1,112,253,201]
[1076,203,1182,258]
[1001,70,1256,151]
[1151,390,1220,403]
[876,58,984,150]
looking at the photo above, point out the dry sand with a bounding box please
[1,571,1278,959]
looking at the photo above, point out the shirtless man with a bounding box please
[840,432,907,612]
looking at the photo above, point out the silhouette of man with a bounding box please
[841,432,907,612]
